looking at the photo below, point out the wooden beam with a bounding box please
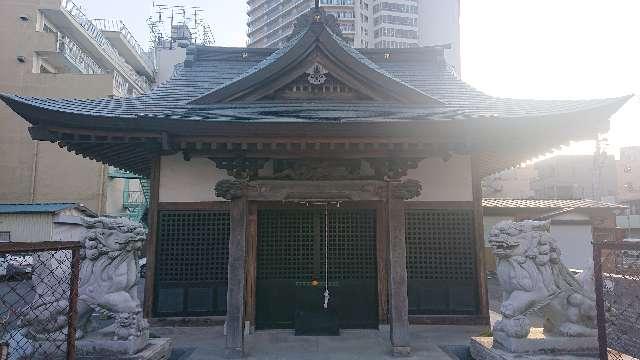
[405,201,474,209]
[143,157,161,319]
[471,155,490,323]
[158,201,229,211]
[409,315,491,325]
[0,241,81,253]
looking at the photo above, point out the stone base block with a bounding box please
[77,338,172,360]
[391,346,411,357]
[494,328,598,354]
[225,347,244,359]
[470,335,598,360]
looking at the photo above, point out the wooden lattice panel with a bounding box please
[406,209,476,281]
[157,210,230,282]
[323,209,377,281]
[257,209,316,281]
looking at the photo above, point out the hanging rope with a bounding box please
[323,202,330,309]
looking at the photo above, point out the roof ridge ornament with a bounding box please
[286,5,344,43]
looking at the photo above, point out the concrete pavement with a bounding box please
[153,324,486,359]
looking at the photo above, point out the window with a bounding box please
[0,232,10,242]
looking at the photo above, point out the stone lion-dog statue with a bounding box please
[489,220,597,339]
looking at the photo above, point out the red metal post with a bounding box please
[592,242,608,360]
[66,246,81,360]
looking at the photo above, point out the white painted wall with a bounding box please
[159,153,231,203]
[160,153,472,203]
[405,155,473,201]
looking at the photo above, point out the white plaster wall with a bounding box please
[405,155,473,201]
[160,153,231,203]
[550,223,594,271]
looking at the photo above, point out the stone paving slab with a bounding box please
[152,325,486,360]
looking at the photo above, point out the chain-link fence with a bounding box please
[0,242,80,360]
[594,241,640,360]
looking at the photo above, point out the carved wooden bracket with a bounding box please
[389,179,422,200]
[215,179,249,200]
[370,158,421,180]
[209,158,269,180]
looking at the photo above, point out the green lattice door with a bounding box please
[405,208,479,315]
[255,208,378,329]
[154,210,230,317]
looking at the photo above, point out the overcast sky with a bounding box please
[76,0,640,157]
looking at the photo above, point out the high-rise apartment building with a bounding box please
[246,0,460,72]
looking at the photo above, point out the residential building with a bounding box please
[615,146,640,237]
[246,0,460,71]
[483,199,624,272]
[482,166,537,199]
[530,154,618,201]
[0,203,96,243]
[0,0,154,215]
[1,8,629,356]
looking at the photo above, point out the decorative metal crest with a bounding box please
[306,63,328,85]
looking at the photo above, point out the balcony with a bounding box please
[38,34,106,75]
[618,215,640,229]
[40,0,152,94]
[108,167,142,179]
[92,19,155,78]
[123,190,146,208]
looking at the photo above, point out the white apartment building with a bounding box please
[247,0,460,73]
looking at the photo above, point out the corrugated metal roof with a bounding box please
[0,203,93,215]
[482,198,626,209]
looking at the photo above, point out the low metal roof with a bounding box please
[0,203,97,216]
[482,198,626,210]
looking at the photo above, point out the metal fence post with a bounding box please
[593,241,608,360]
[66,246,81,360]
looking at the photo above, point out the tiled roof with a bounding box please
[0,26,630,123]
[0,203,96,215]
[482,198,626,209]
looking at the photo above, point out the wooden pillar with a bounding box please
[226,194,248,358]
[244,202,258,331]
[471,155,489,321]
[376,200,389,323]
[143,157,161,319]
[386,181,413,357]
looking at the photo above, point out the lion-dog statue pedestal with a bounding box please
[19,216,171,360]
[470,220,599,360]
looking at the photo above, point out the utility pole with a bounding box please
[592,135,607,202]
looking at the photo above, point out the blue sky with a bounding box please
[77,0,640,156]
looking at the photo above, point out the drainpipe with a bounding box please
[30,141,39,202]
[97,164,107,215]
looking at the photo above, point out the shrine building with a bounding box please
[0,7,630,358]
